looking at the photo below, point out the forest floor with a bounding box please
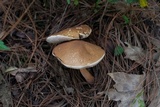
[0,0,160,107]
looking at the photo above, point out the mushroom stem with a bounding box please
[80,68,94,84]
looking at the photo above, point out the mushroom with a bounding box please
[52,40,105,84]
[46,25,92,44]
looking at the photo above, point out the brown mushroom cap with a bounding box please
[53,40,105,69]
[46,25,92,44]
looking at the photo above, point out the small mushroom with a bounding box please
[46,25,92,44]
[52,40,105,84]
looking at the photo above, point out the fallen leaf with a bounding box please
[65,87,74,94]
[107,89,144,107]
[5,66,37,82]
[15,73,27,83]
[108,72,145,92]
[107,72,145,107]
[150,37,160,49]
[5,67,18,76]
[124,42,145,64]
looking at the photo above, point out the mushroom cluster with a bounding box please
[46,25,105,84]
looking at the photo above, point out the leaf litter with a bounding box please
[124,42,146,64]
[107,72,145,107]
[5,66,37,83]
[0,0,160,106]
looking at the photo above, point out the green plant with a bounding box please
[114,46,124,56]
[132,91,145,107]
[94,0,101,12]
[67,0,71,4]
[74,0,79,5]
[139,0,148,7]
[122,15,130,24]
[0,40,10,50]
[67,0,79,5]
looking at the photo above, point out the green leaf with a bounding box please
[125,0,138,4]
[138,99,145,107]
[94,0,101,13]
[114,46,124,56]
[0,40,10,50]
[139,0,148,7]
[74,0,79,5]
[132,91,145,107]
[122,15,130,24]
[67,0,71,4]
[95,0,101,5]
[136,91,143,98]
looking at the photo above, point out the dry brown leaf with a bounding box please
[150,37,160,49]
[108,72,145,92]
[65,87,74,94]
[15,73,27,83]
[107,72,145,107]
[107,89,144,107]
[5,66,37,82]
[5,66,37,74]
[5,67,18,76]
[124,42,145,64]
